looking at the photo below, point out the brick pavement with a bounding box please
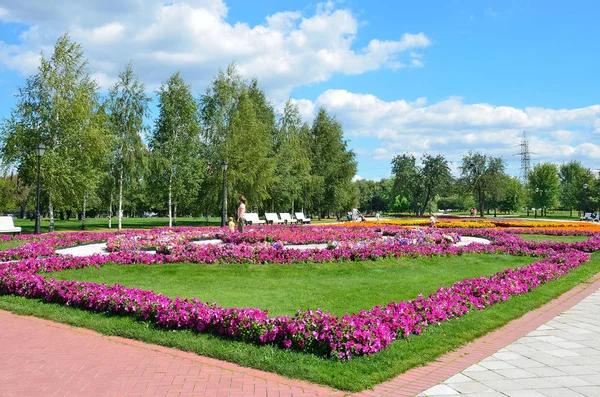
[1,273,599,397]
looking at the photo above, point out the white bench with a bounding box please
[244,213,266,225]
[265,213,284,224]
[0,216,22,235]
[294,212,311,224]
[279,213,296,224]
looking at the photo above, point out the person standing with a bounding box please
[237,195,247,233]
[429,213,436,227]
[376,211,381,224]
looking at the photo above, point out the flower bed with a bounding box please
[1,225,599,360]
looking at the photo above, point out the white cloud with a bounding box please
[291,89,600,171]
[0,0,432,96]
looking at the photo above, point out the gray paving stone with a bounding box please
[505,391,547,397]
[465,370,506,382]
[523,366,566,377]
[539,388,585,397]
[421,384,460,396]
[479,379,525,391]
[571,386,600,397]
[444,374,473,384]
[479,360,517,370]
[514,377,560,389]
[448,381,494,394]
[546,375,593,387]
[493,368,536,379]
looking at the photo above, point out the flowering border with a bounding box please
[1,226,599,359]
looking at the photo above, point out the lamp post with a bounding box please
[583,183,589,214]
[34,143,46,234]
[221,161,228,227]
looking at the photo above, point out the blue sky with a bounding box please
[0,0,599,180]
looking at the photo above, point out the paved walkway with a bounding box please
[419,291,600,397]
[1,275,599,397]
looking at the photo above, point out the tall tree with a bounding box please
[459,152,505,217]
[559,160,592,216]
[528,162,560,217]
[107,63,150,230]
[0,33,106,231]
[309,108,357,218]
[149,72,203,227]
[391,153,453,215]
[270,99,312,213]
[200,64,276,216]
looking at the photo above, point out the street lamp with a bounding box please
[583,183,589,214]
[221,161,228,227]
[34,143,46,234]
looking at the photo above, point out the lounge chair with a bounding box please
[265,213,284,224]
[294,212,311,224]
[581,213,593,221]
[244,213,266,225]
[279,213,295,224]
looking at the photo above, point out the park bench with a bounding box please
[294,212,311,224]
[0,216,22,235]
[265,213,284,224]
[244,213,266,225]
[279,213,296,224]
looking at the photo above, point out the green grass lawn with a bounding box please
[0,240,27,250]
[52,255,537,317]
[517,234,590,243]
[11,216,337,234]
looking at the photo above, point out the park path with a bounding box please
[1,273,600,397]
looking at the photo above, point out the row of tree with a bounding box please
[0,34,357,229]
[355,153,598,217]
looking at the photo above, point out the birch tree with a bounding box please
[107,63,150,230]
[149,72,202,226]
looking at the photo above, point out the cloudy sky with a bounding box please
[0,0,598,180]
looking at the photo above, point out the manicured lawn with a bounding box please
[51,254,537,317]
[11,216,337,234]
[517,234,590,243]
[0,240,26,250]
[3,251,600,391]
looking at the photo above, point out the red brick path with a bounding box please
[1,273,599,397]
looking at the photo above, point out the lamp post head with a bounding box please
[584,183,589,190]
[34,143,46,157]
[535,187,539,193]
[221,160,228,171]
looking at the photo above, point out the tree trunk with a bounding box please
[174,203,177,226]
[570,208,572,218]
[118,169,124,230]
[81,192,87,230]
[108,195,112,229]
[291,199,294,215]
[493,207,497,217]
[49,192,54,232]
[168,170,173,228]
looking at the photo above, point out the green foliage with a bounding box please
[200,64,277,215]
[308,108,357,217]
[559,160,595,213]
[269,100,312,213]
[0,33,107,228]
[107,63,150,228]
[391,153,453,215]
[528,162,560,212]
[459,152,505,216]
[149,72,204,223]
